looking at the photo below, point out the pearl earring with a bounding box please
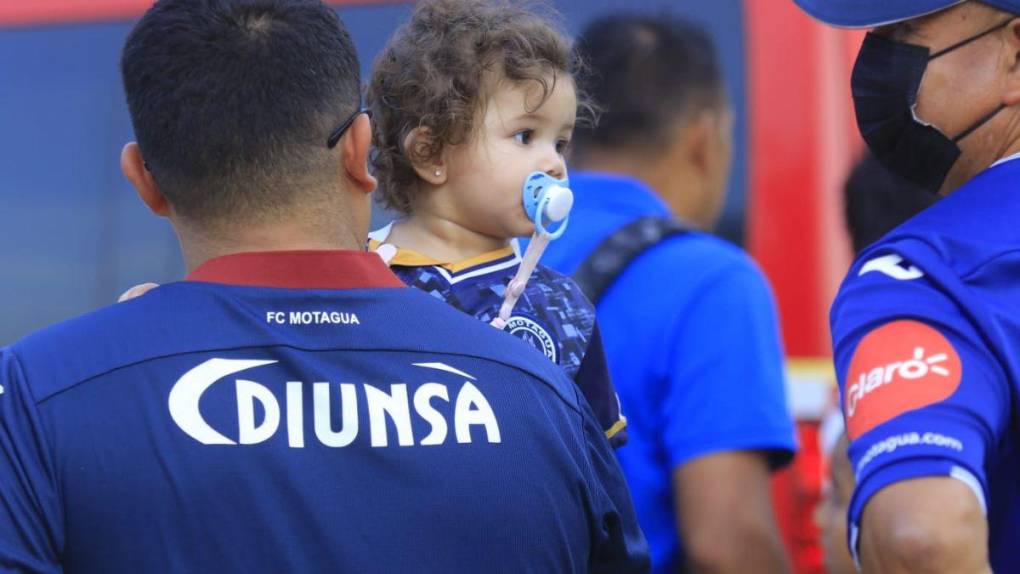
[435,169,442,177]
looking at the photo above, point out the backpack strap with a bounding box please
[572,216,689,304]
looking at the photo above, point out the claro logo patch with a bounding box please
[845,320,962,439]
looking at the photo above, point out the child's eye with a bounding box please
[514,130,534,145]
[556,138,571,155]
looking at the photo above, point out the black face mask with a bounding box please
[851,20,1011,193]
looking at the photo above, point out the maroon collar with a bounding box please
[186,250,405,289]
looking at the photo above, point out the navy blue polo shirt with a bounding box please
[542,172,796,573]
[0,250,650,573]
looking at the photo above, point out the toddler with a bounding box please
[367,0,625,446]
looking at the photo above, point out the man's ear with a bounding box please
[682,109,733,179]
[342,113,377,194]
[679,112,714,177]
[121,142,171,217]
[403,127,447,185]
[1002,19,1020,106]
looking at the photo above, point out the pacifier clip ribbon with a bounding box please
[490,172,573,329]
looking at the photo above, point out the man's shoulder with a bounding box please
[10,282,578,407]
[9,286,185,401]
[644,229,754,267]
[832,193,1002,327]
[397,286,582,405]
[860,160,1020,281]
[614,230,770,301]
[830,234,971,360]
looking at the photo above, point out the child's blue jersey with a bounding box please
[370,229,626,447]
[0,251,649,574]
[830,156,1020,570]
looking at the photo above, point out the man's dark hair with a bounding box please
[573,14,724,156]
[121,0,361,224]
[845,153,939,254]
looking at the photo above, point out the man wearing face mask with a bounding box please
[795,1,1020,572]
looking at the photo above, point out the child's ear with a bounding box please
[403,127,447,185]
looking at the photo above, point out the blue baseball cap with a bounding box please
[794,0,1020,29]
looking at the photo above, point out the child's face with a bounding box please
[443,74,576,239]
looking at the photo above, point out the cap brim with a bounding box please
[793,0,965,29]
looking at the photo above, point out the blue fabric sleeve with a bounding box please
[841,336,1003,525]
[575,322,627,448]
[579,394,651,573]
[660,261,796,469]
[831,271,1009,549]
[0,350,62,573]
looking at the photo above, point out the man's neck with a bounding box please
[176,219,367,273]
[991,132,1020,167]
[576,152,710,229]
[943,132,1020,194]
[575,150,657,183]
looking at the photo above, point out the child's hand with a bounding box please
[118,282,160,302]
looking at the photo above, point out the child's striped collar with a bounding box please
[368,223,522,282]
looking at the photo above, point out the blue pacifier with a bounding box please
[522,172,573,239]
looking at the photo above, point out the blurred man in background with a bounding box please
[543,14,796,574]
[843,154,939,254]
[814,432,855,574]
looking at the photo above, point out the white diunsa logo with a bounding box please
[168,359,501,448]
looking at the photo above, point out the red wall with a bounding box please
[745,1,861,358]
[744,5,863,573]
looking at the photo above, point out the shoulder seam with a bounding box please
[6,350,65,531]
[870,235,1020,283]
[8,349,41,405]
[959,247,1020,282]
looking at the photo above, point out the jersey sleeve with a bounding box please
[575,322,627,448]
[830,258,1010,560]
[579,397,651,573]
[0,350,62,573]
[660,261,796,469]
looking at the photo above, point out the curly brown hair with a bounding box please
[367,0,588,215]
